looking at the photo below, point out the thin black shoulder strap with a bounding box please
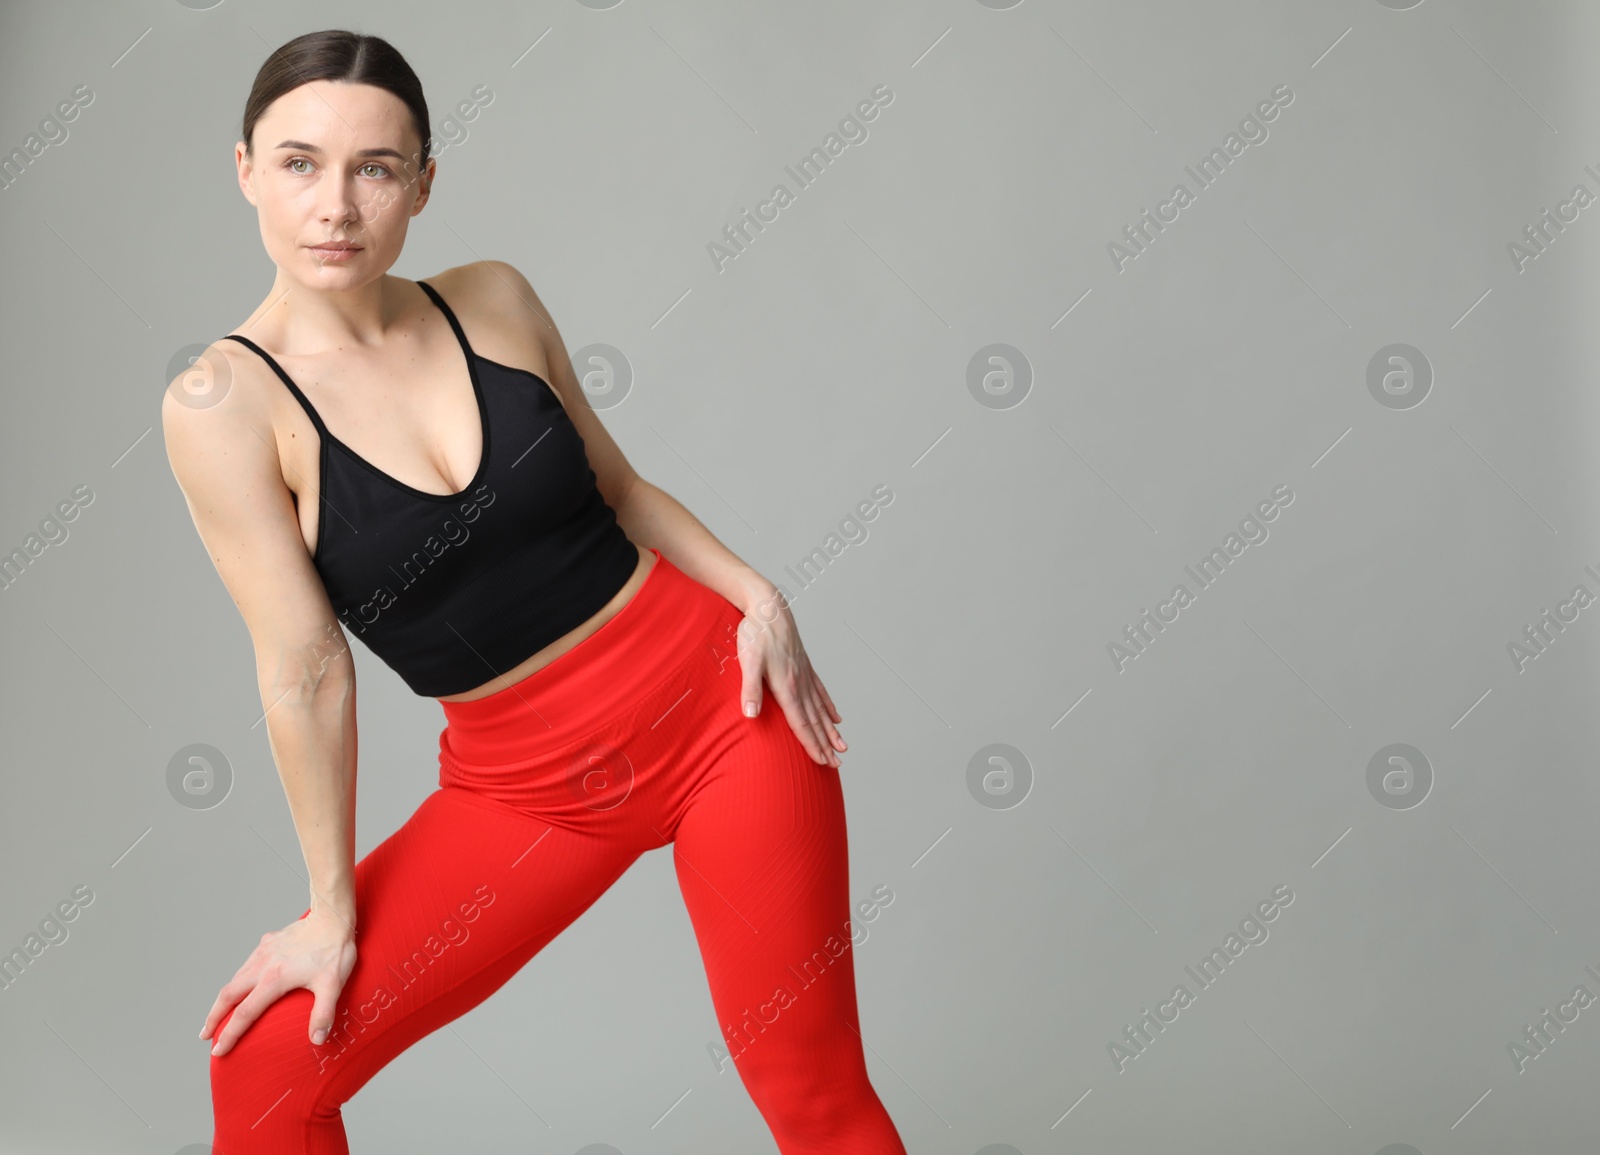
[416,280,476,357]
[215,333,331,438]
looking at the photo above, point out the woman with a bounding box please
[163,29,906,1154]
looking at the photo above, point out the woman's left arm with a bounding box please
[476,259,846,767]
[612,479,846,768]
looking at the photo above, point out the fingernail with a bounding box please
[211,1044,221,1056]
[313,1029,327,1045]
[743,702,757,717]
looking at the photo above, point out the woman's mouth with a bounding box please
[310,244,362,262]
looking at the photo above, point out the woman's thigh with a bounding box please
[665,704,910,1151]
[669,704,863,1073]
[209,785,641,1150]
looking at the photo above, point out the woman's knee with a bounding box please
[210,991,339,1135]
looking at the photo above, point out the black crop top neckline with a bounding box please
[215,278,640,698]
[226,281,517,553]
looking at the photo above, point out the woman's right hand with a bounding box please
[200,910,358,1057]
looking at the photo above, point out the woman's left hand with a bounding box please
[735,599,845,767]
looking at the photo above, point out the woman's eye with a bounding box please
[361,164,389,179]
[288,157,311,174]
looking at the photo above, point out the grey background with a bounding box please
[2,0,1597,1152]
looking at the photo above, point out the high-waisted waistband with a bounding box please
[436,547,735,766]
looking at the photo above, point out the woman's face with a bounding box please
[237,79,434,286]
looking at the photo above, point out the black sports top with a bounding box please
[218,280,638,698]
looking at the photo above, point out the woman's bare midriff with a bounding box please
[434,540,656,703]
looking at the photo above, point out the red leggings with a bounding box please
[208,549,906,1153]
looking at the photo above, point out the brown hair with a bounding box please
[240,30,432,181]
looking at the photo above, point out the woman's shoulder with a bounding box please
[160,327,318,509]
[426,260,553,372]
[161,332,281,424]
[425,258,539,315]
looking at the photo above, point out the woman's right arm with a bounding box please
[161,343,360,1056]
